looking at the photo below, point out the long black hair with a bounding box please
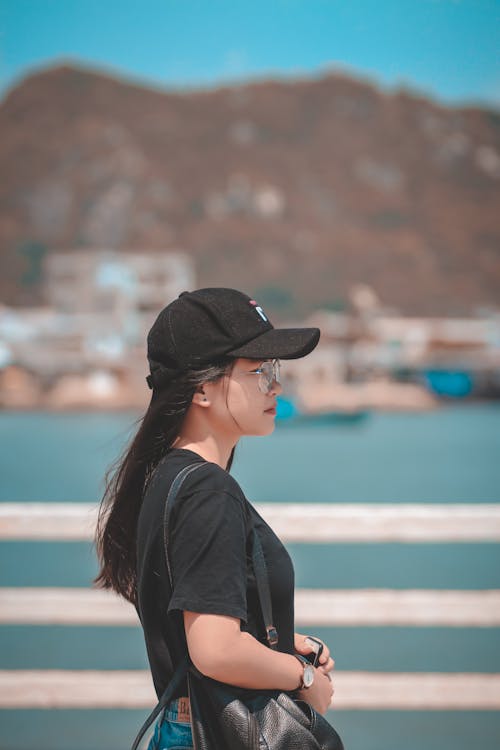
[94,356,237,604]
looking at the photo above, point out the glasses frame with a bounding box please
[247,358,281,394]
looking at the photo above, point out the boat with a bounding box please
[275,395,370,426]
[424,369,474,398]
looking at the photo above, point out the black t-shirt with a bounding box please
[135,447,296,699]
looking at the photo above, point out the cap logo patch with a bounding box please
[249,299,268,322]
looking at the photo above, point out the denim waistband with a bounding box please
[164,696,191,723]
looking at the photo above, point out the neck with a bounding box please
[171,433,236,470]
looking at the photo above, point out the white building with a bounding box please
[44,249,194,316]
[0,249,196,380]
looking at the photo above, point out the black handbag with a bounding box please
[131,462,344,750]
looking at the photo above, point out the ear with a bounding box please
[192,387,210,407]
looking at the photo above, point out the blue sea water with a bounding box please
[1,401,499,503]
[0,403,499,750]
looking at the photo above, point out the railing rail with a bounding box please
[1,670,498,710]
[2,502,500,541]
[1,587,499,626]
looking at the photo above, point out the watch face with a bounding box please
[303,663,315,688]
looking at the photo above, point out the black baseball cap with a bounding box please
[146,287,320,391]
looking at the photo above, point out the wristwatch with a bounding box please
[293,654,315,690]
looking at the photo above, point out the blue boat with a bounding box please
[424,370,474,398]
[275,395,370,426]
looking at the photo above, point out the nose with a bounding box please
[270,376,282,396]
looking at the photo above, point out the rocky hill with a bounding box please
[1,64,499,318]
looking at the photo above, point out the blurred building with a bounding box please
[0,249,195,406]
[45,248,193,317]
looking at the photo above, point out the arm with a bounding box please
[293,631,336,711]
[184,612,335,714]
[183,611,303,690]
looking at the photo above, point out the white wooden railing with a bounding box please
[2,502,500,542]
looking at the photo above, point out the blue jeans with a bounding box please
[147,697,193,750]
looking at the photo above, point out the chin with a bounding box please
[260,420,276,436]
[245,424,274,437]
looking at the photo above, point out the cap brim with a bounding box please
[227,327,320,360]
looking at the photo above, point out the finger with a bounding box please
[319,657,335,673]
[328,676,335,695]
[318,646,330,664]
[298,636,317,655]
[322,670,333,686]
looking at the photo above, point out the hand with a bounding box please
[295,665,334,715]
[293,633,335,715]
[293,632,335,676]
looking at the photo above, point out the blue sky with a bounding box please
[1,0,499,108]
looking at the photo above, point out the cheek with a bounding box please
[225,384,274,434]
[222,381,263,427]
[225,381,252,416]
[211,380,272,434]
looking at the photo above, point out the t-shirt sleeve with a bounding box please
[167,487,248,623]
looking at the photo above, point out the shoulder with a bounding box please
[144,450,250,525]
[181,460,247,505]
[170,462,251,532]
[148,451,245,499]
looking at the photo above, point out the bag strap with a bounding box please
[250,523,279,648]
[130,461,205,750]
[130,651,190,750]
[162,462,207,587]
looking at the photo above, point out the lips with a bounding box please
[264,403,277,413]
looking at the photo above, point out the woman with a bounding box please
[95,287,335,749]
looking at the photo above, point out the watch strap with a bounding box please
[293,654,309,690]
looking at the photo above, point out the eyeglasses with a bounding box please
[247,359,281,394]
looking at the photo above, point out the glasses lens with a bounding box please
[258,360,280,393]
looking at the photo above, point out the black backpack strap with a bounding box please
[131,460,205,750]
